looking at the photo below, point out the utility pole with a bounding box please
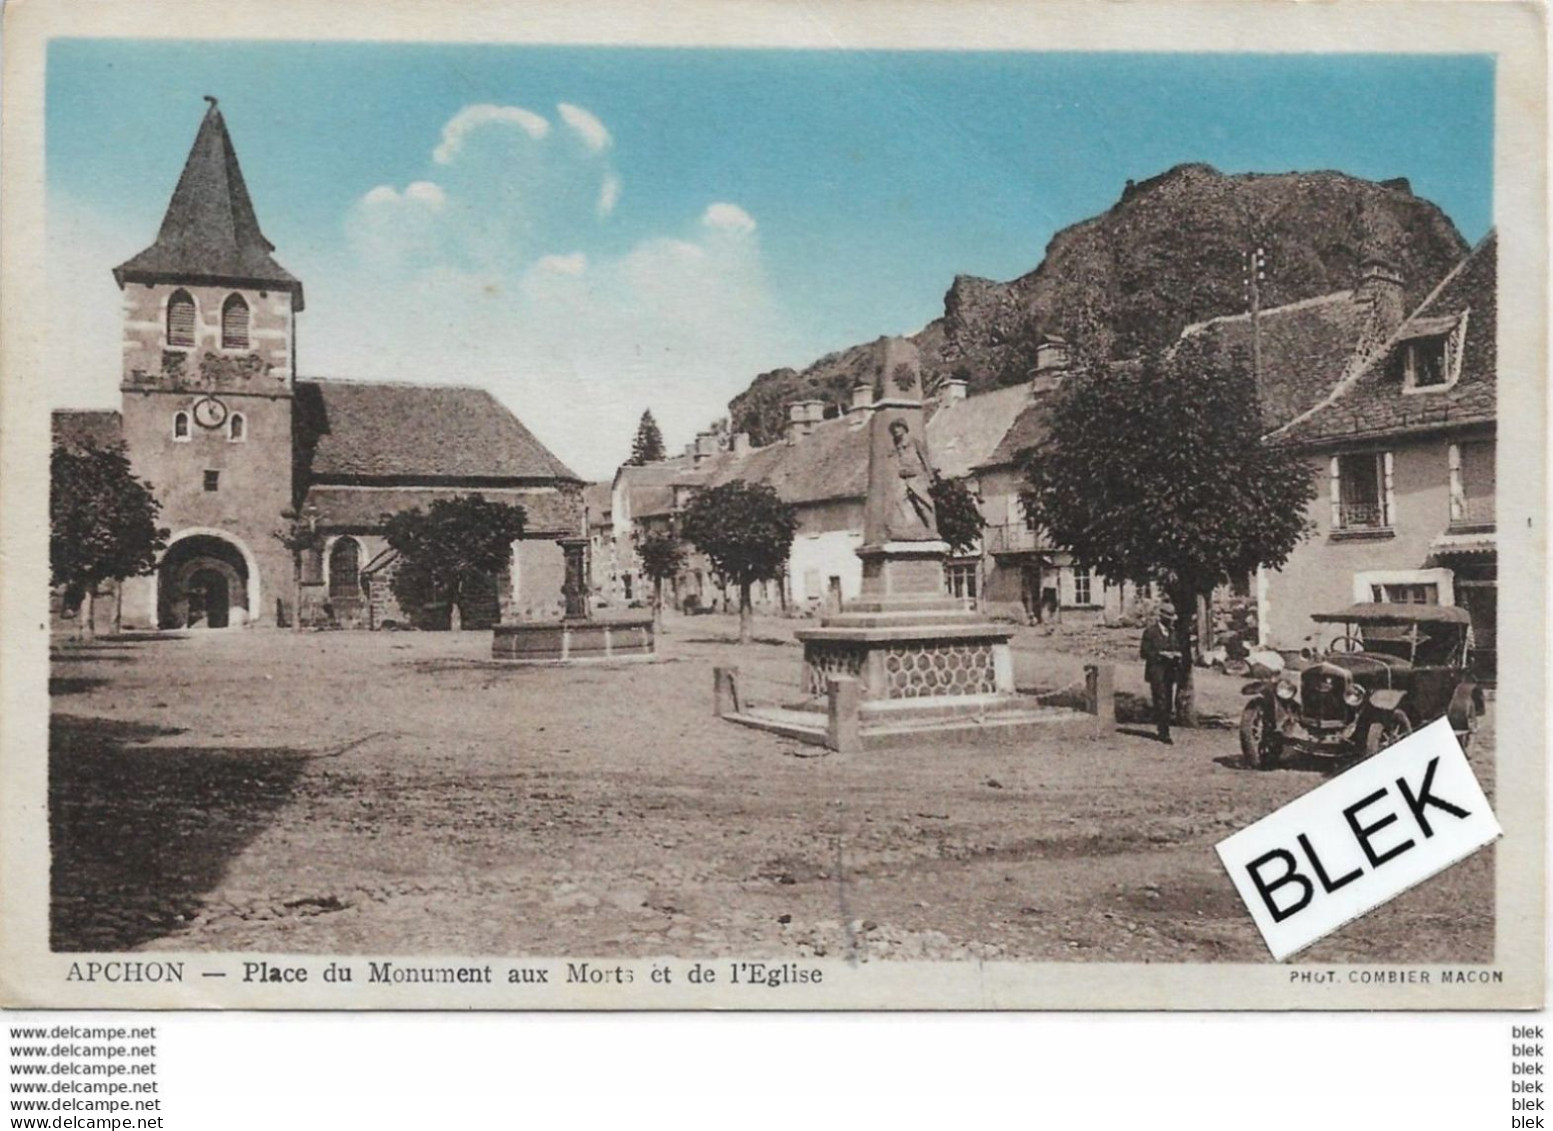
[1246,246,1266,387]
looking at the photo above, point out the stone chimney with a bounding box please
[1034,335,1070,374]
[786,400,825,444]
[731,432,751,456]
[939,378,969,406]
[1355,260,1406,348]
[849,381,874,415]
[692,432,717,463]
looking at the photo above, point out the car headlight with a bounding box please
[1275,679,1297,701]
[1343,684,1367,708]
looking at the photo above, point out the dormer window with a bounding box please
[166,289,196,348]
[173,411,191,441]
[1404,337,1449,387]
[1396,312,1468,393]
[221,294,250,349]
[228,413,246,442]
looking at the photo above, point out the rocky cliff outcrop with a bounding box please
[728,164,1469,446]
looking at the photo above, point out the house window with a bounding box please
[1449,440,1495,527]
[1370,583,1439,605]
[173,412,190,441]
[221,293,250,349]
[946,562,978,602]
[1072,566,1093,606]
[328,537,362,598]
[1330,452,1394,531]
[203,470,219,492]
[228,413,246,442]
[1404,337,1449,388]
[166,289,196,348]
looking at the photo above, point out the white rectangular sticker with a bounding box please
[1216,717,1500,961]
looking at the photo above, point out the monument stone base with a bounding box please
[724,541,1095,749]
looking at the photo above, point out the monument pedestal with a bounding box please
[793,539,1028,738]
[717,336,1096,748]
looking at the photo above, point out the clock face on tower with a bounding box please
[192,397,228,430]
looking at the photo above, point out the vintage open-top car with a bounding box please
[1239,602,1485,770]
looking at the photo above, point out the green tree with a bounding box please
[628,410,667,466]
[383,495,527,630]
[50,441,168,638]
[1019,334,1315,721]
[635,529,687,630]
[929,474,985,557]
[680,480,798,644]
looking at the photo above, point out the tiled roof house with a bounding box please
[1259,233,1497,672]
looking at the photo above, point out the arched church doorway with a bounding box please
[158,534,251,629]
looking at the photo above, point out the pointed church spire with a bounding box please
[114,99,304,309]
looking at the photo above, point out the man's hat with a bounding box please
[1158,603,1177,621]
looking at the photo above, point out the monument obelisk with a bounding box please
[795,337,1016,720]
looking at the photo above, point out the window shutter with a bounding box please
[167,292,196,347]
[1382,451,1396,527]
[1328,456,1341,530]
[221,295,250,349]
[1448,444,1463,522]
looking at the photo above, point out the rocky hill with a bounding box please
[729,164,1469,445]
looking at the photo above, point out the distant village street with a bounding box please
[49,616,1494,963]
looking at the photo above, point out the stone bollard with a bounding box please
[826,675,862,753]
[1084,662,1116,729]
[714,666,741,718]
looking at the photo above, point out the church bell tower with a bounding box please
[113,98,303,630]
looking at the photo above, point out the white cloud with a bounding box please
[701,202,757,235]
[404,181,447,208]
[536,252,588,276]
[362,180,446,210]
[598,172,622,217]
[557,103,611,152]
[309,196,792,479]
[432,104,550,164]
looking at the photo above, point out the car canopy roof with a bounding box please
[1311,602,1472,627]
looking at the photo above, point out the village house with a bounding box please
[54,100,582,631]
[1261,233,1497,676]
[601,347,1101,620]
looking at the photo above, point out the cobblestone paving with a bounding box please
[48,616,1494,963]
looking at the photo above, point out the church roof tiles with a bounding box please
[295,379,580,484]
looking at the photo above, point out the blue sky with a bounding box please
[47,41,1493,478]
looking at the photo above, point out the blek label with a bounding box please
[1216,718,1500,961]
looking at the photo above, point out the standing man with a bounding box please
[1140,602,1183,744]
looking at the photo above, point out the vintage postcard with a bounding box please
[0,0,1545,1010]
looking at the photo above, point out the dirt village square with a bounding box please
[49,614,1495,966]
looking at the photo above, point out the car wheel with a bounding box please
[1363,709,1413,759]
[1240,702,1282,770]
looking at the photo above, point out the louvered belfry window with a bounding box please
[166,290,196,348]
[221,293,250,349]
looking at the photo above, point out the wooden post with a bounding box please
[826,675,862,753]
[1084,662,1116,728]
[714,666,740,718]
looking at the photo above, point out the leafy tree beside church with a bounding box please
[383,495,527,630]
[628,410,667,465]
[51,441,168,638]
